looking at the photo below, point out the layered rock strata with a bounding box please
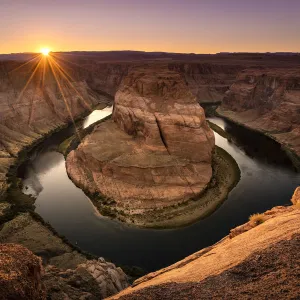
[66,65,215,220]
[0,58,108,199]
[218,68,300,158]
[169,63,243,103]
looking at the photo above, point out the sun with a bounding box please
[40,48,50,56]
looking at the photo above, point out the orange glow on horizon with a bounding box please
[40,48,50,56]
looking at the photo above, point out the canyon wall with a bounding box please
[219,68,300,157]
[66,65,215,222]
[0,58,110,199]
[168,63,243,103]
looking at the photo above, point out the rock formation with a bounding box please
[109,188,300,299]
[0,58,110,199]
[2,53,299,199]
[168,63,243,103]
[0,244,45,300]
[66,65,215,222]
[218,68,300,158]
[0,213,129,299]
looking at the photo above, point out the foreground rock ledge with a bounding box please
[66,65,215,222]
[0,213,129,299]
[109,189,300,300]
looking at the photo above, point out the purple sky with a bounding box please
[1,0,299,54]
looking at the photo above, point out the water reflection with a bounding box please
[19,109,300,273]
[208,117,295,169]
[83,106,113,128]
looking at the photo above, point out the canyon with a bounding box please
[1,189,299,299]
[65,64,221,226]
[218,68,300,167]
[0,51,299,299]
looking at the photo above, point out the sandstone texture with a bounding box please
[2,53,299,198]
[291,186,300,205]
[0,58,110,199]
[66,65,215,220]
[0,243,45,300]
[109,189,300,299]
[219,68,300,158]
[169,63,243,103]
[0,213,129,299]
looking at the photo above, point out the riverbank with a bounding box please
[0,101,111,246]
[216,107,300,171]
[0,102,133,298]
[1,100,110,203]
[70,145,240,229]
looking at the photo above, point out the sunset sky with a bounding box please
[1,0,299,54]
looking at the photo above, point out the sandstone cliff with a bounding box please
[218,68,300,159]
[0,58,110,199]
[109,188,300,299]
[66,65,215,224]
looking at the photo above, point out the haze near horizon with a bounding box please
[1,0,299,54]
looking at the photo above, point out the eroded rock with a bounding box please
[66,65,215,220]
[219,68,300,158]
[0,243,46,300]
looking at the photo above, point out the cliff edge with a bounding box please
[109,187,300,299]
[218,68,300,163]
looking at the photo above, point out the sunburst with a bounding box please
[10,48,98,141]
[40,48,50,56]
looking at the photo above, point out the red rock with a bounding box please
[0,244,45,300]
[66,65,215,216]
[220,68,300,157]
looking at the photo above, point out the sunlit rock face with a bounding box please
[0,58,104,199]
[219,68,300,156]
[109,191,300,300]
[66,65,215,214]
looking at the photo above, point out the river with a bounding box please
[18,106,300,273]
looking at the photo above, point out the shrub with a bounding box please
[249,213,266,226]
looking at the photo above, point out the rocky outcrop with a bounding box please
[66,65,215,224]
[218,68,300,158]
[0,213,129,299]
[44,258,129,299]
[109,188,300,299]
[0,244,45,300]
[291,186,300,205]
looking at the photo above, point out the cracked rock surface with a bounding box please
[66,65,215,215]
